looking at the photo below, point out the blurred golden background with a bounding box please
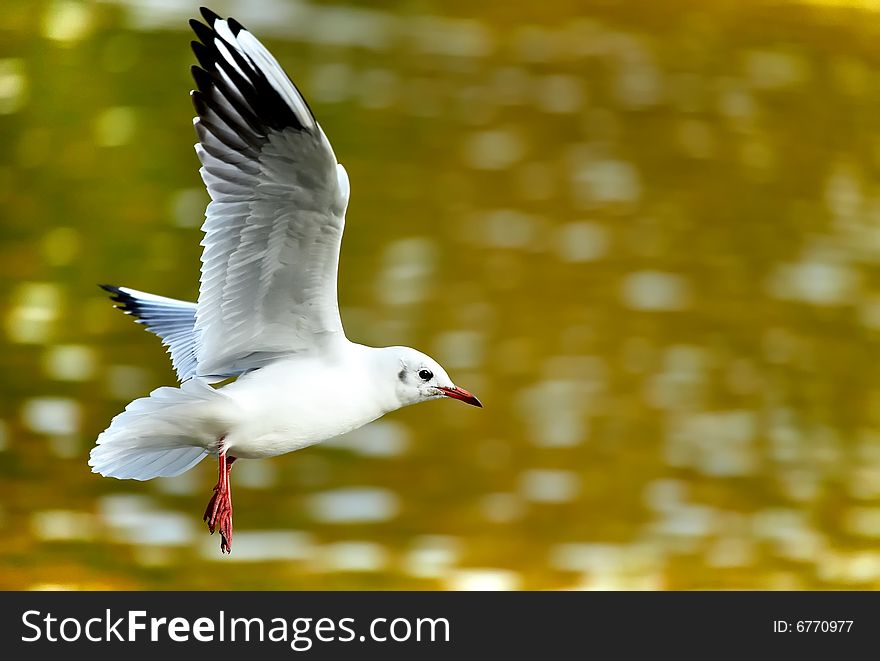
[2,0,880,589]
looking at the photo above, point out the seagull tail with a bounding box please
[89,379,226,481]
[99,284,199,382]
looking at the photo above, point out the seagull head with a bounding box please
[381,346,482,409]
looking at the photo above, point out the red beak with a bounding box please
[436,386,482,408]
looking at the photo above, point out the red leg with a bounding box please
[203,453,236,553]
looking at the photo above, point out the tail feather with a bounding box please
[90,379,227,481]
[94,446,207,481]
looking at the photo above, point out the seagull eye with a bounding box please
[418,369,433,381]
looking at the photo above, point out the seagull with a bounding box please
[90,7,481,554]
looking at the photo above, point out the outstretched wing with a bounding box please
[100,284,199,381]
[190,8,350,377]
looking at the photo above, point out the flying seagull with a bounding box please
[90,7,481,554]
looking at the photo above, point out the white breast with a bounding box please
[217,351,390,459]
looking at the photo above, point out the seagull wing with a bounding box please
[189,8,350,377]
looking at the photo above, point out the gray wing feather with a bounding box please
[100,285,200,381]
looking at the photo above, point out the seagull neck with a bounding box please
[347,343,408,414]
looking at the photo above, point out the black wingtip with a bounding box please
[199,7,222,25]
[190,18,214,46]
[189,6,313,136]
[99,283,121,295]
[99,284,139,316]
[227,17,246,35]
[191,39,210,66]
[190,65,213,94]
[99,283,126,304]
[190,88,208,115]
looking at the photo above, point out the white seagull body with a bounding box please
[89,7,481,553]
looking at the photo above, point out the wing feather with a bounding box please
[189,10,349,376]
